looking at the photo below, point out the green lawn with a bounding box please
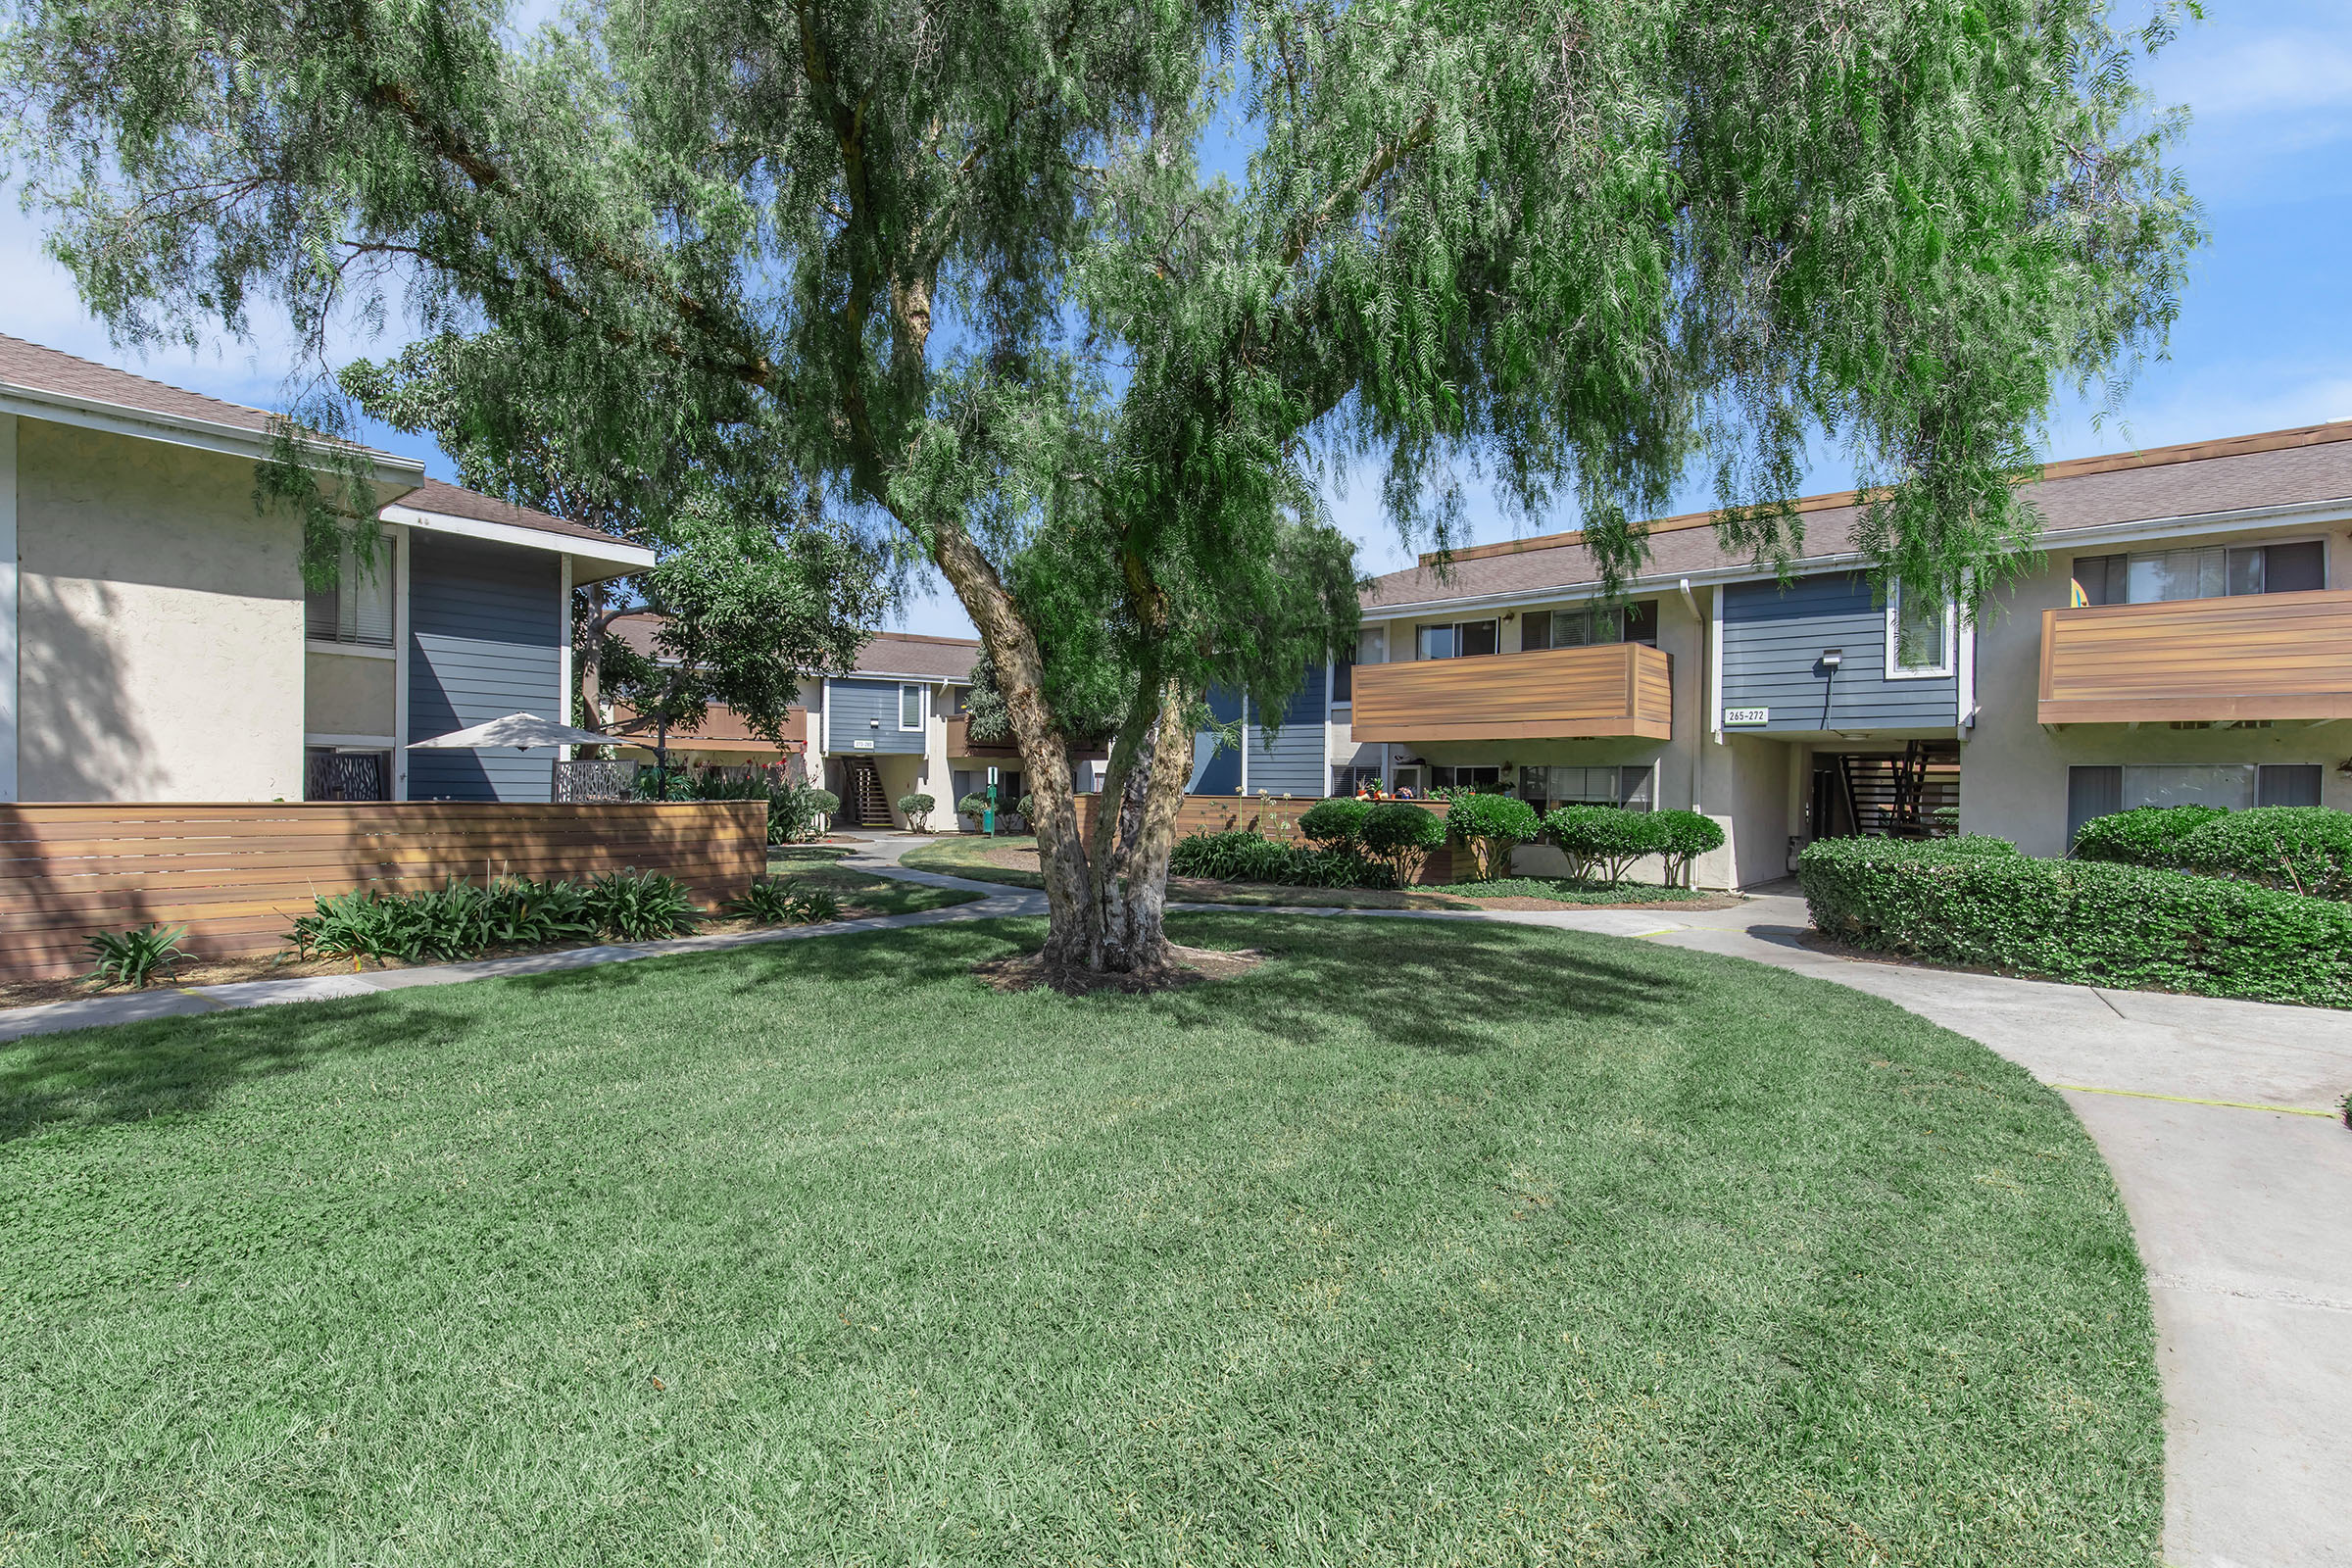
[764,844,983,915]
[898,831,1047,887]
[1453,875,1724,905]
[0,916,2159,1565]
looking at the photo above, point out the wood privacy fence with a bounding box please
[0,802,767,980]
[1070,793,1458,883]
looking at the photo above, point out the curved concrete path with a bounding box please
[1,832,2344,1565]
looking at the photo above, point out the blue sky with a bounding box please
[4,0,2347,638]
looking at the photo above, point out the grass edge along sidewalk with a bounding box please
[0,912,2160,1565]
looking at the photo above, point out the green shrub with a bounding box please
[765,780,838,844]
[1799,835,2352,1008]
[82,922,188,990]
[897,792,937,832]
[726,878,801,924]
[583,868,704,941]
[956,791,991,819]
[2172,807,2352,900]
[1359,802,1446,886]
[2070,804,2229,866]
[1651,809,1727,887]
[1015,794,1035,822]
[1544,805,1669,884]
[1446,792,1541,880]
[789,887,845,923]
[1298,797,1370,852]
[1167,830,1396,889]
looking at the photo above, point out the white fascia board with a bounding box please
[848,668,977,683]
[1364,497,2352,619]
[382,502,655,580]
[0,383,424,487]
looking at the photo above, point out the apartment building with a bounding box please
[0,333,652,805]
[1203,419,2352,889]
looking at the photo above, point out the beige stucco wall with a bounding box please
[1961,522,2352,857]
[305,650,397,739]
[16,417,305,802]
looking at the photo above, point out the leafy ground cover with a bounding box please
[764,845,983,916]
[0,915,2158,1565]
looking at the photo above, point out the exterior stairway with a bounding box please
[1838,739,1961,837]
[840,757,895,828]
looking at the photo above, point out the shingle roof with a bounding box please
[603,615,980,681]
[395,475,638,549]
[1364,419,2352,609]
[849,632,980,681]
[0,332,646,552]
[0,331,390,450]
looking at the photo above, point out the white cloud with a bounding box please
[2150,29,2352,122]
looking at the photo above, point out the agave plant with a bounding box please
[82,922,189,990]
[787,888,844,924]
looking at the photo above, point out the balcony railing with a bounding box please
[2038,588,2352,724]
[1350,642,1673,743]
[945,714,1112,760]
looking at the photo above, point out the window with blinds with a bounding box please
[2070,540,2325,606]
[1519,600,1659,651]
[305,535,396,648]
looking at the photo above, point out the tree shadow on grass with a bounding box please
[486,912,1705,1058]
[0,994,485,1145]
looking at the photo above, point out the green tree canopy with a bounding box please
[1,0,2198,973]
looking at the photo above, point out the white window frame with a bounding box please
[1884,585,1956,680]
[306,527,399,652]
[898,682,925,731]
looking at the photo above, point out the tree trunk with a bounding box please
[925,520,1195,978]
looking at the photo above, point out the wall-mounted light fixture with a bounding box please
[1819,648,1843,670]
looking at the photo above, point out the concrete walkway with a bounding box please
[1,834,2343,1564]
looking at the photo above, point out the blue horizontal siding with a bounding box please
[826,678,926,755]
[1189,687,1245,793]
[1245,663,1327,796]
[1721,573,1956,733]
[408,535,564,802]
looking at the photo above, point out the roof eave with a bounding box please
[382,501,655,580]
[0,378,423,487]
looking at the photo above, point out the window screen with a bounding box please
[2257,763,2324,808]
[900,684,925,729]
[2066,766,2122,844]
[1331,654,1353,704]
[1520,765,1654,813]
[2077,542,2325,607]
[1890,587,1948,672]
[305,536,395,647]
[1521,602,1659,652]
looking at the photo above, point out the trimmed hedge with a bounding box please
[1298,797,1371,851]
[1167,830,1397,889]
[1446,792,1541,880]
[1544,805,1667,884]
[1800,836,2352,1008]
[1360,802,1446,885]
[2070,805,2228,867]
[2174,808,2352,900]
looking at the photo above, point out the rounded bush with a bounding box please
[1544,805,1671,883]
[1360,802,1446,884]
[1298,796,1371,850]
[2070,804,2228,866]
[1445,792,1541,879]
[1166,829,1395,889]
[2173,806,2352,900]
[896,792,936,831]
[1651,809,1727,886]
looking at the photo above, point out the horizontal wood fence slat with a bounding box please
[0,802,767,980]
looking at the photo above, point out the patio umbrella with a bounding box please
[405,712,617,751]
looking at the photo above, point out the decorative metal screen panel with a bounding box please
[553,758,641,803]
[304,751,389,802]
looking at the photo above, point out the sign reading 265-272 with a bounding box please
[1722,707,1769,726]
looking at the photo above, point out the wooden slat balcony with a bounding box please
[2038,589,2352,724]
[1349,643,1673,743]
[945,713,1018,759]
[946,714,1112,760]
